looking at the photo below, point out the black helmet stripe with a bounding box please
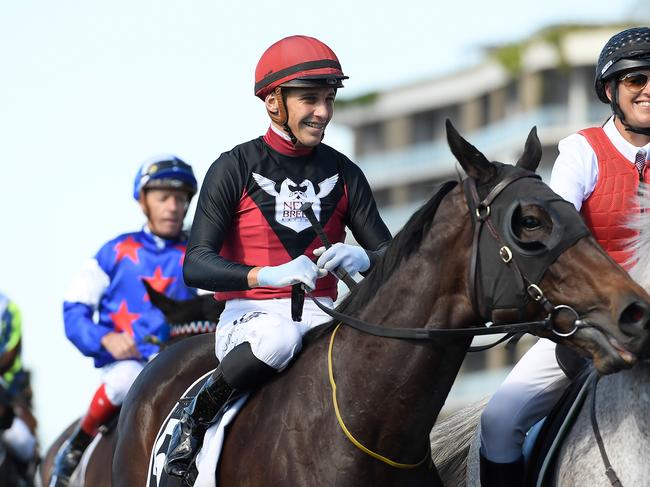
[254,59,343,94]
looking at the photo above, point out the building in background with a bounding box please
[334,24,629,412]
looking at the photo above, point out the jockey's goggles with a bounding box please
[619,71,650,93]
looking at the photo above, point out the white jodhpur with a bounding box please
[480,338,570,463]
[100,359,145,405]
[215,297,333,370]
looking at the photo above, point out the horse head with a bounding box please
[142,280,221,341]
[446,119,650,374]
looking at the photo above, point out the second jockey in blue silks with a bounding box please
[50,156,199,487]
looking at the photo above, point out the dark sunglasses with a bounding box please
[619,72,650,93]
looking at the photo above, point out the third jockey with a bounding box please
[51,156,199,487]
[479,27,650,487]
[164,35,392,483]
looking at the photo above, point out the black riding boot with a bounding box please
[480,452,525,487]
[164,342,276,483]
[164,365,233,481]
[49,426,93,487]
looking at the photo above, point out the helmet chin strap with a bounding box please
[267,87,326,147]
[611,80,650,136]
[268,87,298,145]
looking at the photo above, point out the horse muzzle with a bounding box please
[618,298,650,359]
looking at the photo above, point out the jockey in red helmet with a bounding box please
[254,35,348,145]
[163,35,391,484]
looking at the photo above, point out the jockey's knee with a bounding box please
[102,360,144,405]
[480,384,529,462]
[248,320,302,371]
[221,342,278,390]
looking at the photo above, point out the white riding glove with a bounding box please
[313,243,371,276]
[257,255,327,290]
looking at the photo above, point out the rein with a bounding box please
[309,173,604,471]
[307,173,600,343]
[590,374,623,486]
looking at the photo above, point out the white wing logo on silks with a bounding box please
[252,172,339,233]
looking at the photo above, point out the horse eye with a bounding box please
[521,216,542,230]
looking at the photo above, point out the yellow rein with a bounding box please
[327,323,430,469]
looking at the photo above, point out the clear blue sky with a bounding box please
[0,0,642,447]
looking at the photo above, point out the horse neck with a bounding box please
[332,187,476,458]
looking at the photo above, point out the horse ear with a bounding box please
[142,279,179,316]
[515,126,542,172]
[445,119,495,183]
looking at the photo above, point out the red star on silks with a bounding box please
[142,266,175,301]
[109,300,140,336]
[114,236,143,264]
[175,244,187,265]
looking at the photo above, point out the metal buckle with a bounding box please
[499,246,513,263]
[527,283,544,302]
[549,304,580,337]
[475,205,490,220]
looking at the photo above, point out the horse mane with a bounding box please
[625,183,650,290]
[303,180,458,344]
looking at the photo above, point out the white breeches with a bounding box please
[100,360,145,405]
[215,298,333,371]
[1,416,37,463]
[480,338,570,463]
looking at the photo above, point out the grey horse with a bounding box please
[429,186,650,486]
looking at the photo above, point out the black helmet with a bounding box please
[595,27,650,103]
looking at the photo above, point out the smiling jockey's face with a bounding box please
[140,188,189,238]
[268,87,336,148]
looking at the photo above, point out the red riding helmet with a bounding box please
[254,35,348,100]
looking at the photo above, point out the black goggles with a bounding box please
[619,71,650,93]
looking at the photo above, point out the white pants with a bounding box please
[215,298,333,371]
[480,338,570,463]
[100,360,144,405]
[1,416,36,463]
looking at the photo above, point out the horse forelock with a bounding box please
[626,183,650,290]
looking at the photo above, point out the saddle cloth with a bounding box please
[146,371,248,487]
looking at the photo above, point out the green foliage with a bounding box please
[335,92,379,109]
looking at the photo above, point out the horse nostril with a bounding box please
[619,301,650,335]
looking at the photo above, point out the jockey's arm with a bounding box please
[63,258,114,357]
[184,156,254,293]
[343,163,392,272]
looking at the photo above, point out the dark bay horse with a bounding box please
[112,121,650,487]
[39,284,222,487]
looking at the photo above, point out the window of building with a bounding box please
[411,106,460,144]
[357,122,385,156]
[541,68,569,106]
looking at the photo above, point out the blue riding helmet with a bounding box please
[133,155,198,201]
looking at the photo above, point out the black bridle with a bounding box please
[307,171,605,342]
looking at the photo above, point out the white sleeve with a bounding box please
[64,258,110,308]
[549,134,599,211]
